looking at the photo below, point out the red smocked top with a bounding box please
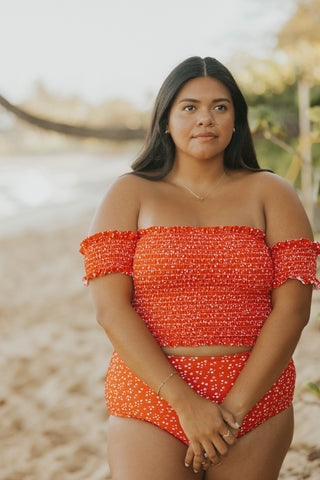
[80,226,320,347]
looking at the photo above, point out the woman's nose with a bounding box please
[197,118,214,126]
[197,112,216,126]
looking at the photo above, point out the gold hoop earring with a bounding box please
[233,127,236,133]
[165,130,170,134]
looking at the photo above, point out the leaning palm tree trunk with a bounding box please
[0,94,146,141]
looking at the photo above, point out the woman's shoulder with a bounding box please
[108,171,146,188]
[247,171,313,244]
[108,172,157,194]
[249,171,304,206]
[89,173,147,234]
[229,170,313,243]
[248,170,291,188]
[235,170,297,200]
[235,169,289,188]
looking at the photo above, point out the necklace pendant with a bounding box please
[177,170,226,202]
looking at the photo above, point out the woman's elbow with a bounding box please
[271,281,313,327]
[272,299,311,333]
[295,302,312,328]
[94,301,132,333]
[95,307,111,331]
[89,275,134,331]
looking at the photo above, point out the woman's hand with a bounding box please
[176,395,239,473]
[220,399,247,432]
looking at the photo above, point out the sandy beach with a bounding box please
[1,169,320,479]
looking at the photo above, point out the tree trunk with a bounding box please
[0,94,146,141]
[298,78,313,225]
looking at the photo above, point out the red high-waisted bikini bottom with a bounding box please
[105,351,295,444]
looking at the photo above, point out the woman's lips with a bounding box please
[193,133,218,141]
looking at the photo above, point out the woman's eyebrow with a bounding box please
[178,97,231,104]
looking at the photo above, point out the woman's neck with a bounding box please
[166,158,227,188]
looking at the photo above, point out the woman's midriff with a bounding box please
[161,345,253,357]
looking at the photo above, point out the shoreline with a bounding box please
[0,152,133,239]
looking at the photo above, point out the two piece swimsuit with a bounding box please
[80,225,320,444]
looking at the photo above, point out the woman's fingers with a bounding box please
[200,453,211,472]
[220,426,237,445]
[219,405,240,444]
[211,434,230,457]
[201,440,221,465]
[184,444,194,468]
[185,438,225,473]
[185,443,216,473]
[190,443,206,473]
[220,406,241,431]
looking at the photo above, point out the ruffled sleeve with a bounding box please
[79,230,138,285]
[270,238,320,289]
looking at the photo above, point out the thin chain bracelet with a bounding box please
[157,371,179,396]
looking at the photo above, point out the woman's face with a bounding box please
[167,76,235,164]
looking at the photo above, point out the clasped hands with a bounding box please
[177,396,242,474]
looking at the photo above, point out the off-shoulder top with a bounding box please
[80,226,320,347]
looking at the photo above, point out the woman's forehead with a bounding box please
[174,77,232,102]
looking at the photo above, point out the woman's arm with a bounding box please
[86,175,238,472]
[88,175,185,394]
[221,173,314,424]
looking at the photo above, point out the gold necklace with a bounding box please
[177,171,226,201]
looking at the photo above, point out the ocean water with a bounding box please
[0,152,132,237]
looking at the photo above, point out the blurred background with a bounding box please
[1,1,319,479]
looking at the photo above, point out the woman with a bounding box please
[80,57,319,479]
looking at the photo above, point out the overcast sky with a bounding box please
[0,0,297,107]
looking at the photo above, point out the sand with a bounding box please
[1,213,320,480]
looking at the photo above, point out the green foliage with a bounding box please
[253,138,293,176]
[310,106,320,123]
[311,85,320,106]
[312,143,320,167]
[249,106,287,138]
[247,86,320,178]
[247,87,299,139]
[306,381,320,399]
[245,82,298,111]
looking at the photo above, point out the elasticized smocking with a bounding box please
[131,226,273,347]
[137,224,266,240]
[79,230,138,285]
[270,238,320,290]
[80,226,320,346]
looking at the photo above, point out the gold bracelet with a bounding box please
[157,371,179,396]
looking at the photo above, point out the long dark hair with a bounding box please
[131,56,262,180]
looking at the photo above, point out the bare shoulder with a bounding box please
[247,170,293,192]
[88,173,144,235]
[105,172,147,200]
[227,169,294,201]
[249,171,313,246]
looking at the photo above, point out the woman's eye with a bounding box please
[183,105,196,111]
[214,104,227,111]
